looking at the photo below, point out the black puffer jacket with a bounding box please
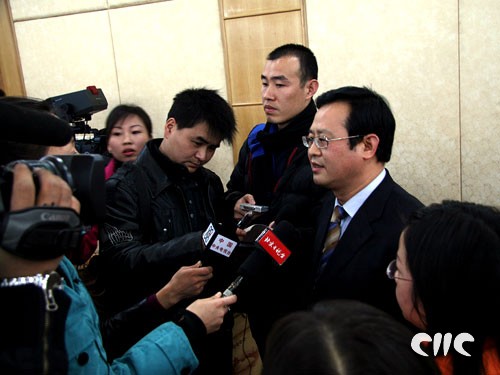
[225,101,329,355]
[99,139,234,315]
[225,100,327,228]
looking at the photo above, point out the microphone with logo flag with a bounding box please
[222,220,296,297]
[199,222,240,294]
[202,222,238,258]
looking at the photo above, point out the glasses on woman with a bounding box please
[386,259,412,281]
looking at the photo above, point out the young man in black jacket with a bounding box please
[225,44,328,355]
[226,44,324,227]
[100,88,238,374]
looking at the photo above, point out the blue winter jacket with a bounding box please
[59,257,199,374]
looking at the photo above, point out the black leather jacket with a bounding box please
[99,139,234,315]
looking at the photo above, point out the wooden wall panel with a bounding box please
[222,0,301,18]
[0,0,25,96]
[219,2,307,372]
[220,2,307,160]
[225,11,305,104]
[233,104,266,143]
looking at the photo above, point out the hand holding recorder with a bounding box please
[237,203,269,229]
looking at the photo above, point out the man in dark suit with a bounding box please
[303,86,423,319]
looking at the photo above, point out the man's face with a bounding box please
[47,138,78,156]
[261,55,313,126]
[160,120,221,173]
[307,102,363,192]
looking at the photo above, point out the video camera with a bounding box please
[0,100,106,260]
[0,154,105,225]
[0,154,105,260]
[47,86,108,154]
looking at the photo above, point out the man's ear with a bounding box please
[306,79,319,99]
[360,134,379,159]
[164,118,176,138]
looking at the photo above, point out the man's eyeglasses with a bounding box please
[302,135,363,149]
[386,259,412,282]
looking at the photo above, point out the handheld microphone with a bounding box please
[222,220,296,297]
[275,203,298,223]
[202,222,238,258]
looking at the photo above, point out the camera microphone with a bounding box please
[222,220,296,297]
[0,101,73,146]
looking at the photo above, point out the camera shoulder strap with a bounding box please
[0,207,82,260]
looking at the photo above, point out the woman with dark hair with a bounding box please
[389,200,500,375]
[78,104,153,264]
[263,299,439,375]
[103,104,153,177]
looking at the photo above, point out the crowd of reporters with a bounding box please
[0,98,236,374]
[1,44,499,374]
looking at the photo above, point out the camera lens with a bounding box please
[27,155,75,189]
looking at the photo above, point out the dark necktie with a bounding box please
[318,205,346,275]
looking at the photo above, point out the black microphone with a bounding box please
[274,204,298,223]
[202,222,238,258]
[222,220,297,297]
[0,101,73,146]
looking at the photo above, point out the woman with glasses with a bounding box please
[388,200,500,375]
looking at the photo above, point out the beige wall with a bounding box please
[307,0,500,206]
[9,0,500,206]
[10,0,235,181]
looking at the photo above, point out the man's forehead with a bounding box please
[311,103,350,131]
[262,56,301,79]
[186,122,222,146]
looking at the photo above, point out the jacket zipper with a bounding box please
[42,273,63,375]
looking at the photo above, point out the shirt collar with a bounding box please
[335,168,387,218]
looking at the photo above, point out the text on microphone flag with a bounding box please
[209,234,237,257]
[202,223,237,257]
[257,229,291,265]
